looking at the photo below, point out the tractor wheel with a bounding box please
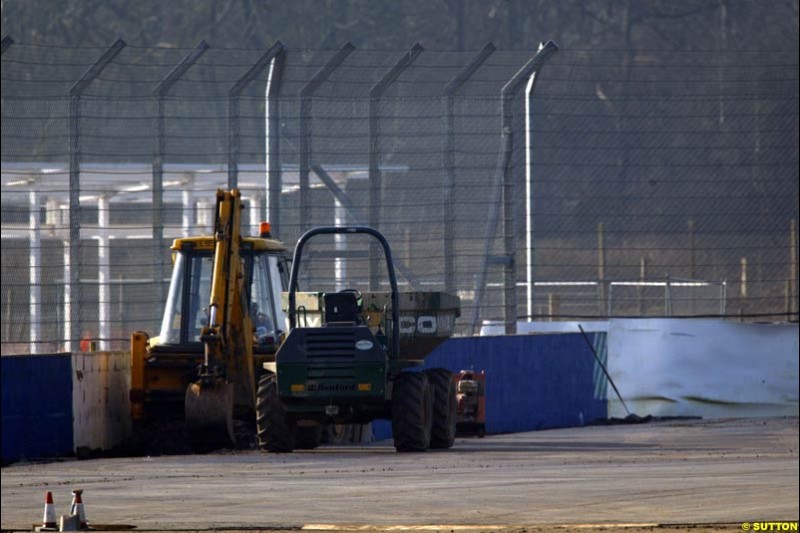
[392,372,433,452]
[295,425,322,450]
[256,374,295,453]
[425,368,457,449]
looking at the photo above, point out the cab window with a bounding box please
[187,255,214,342]
[251,253,278,337]
[159,250,280,345]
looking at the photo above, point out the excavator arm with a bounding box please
[185,189,256,445]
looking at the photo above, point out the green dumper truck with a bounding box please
[256,226,461,453]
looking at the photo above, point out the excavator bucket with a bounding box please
[184,378,235,447]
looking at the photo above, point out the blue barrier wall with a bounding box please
[1,354,74,464]
[1,335,608,459]
[373,332,607,439]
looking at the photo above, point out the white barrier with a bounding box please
[71,352,132,451]
[606,319,799,418]
[482,318,798,420]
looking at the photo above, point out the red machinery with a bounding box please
[453,370,486,437]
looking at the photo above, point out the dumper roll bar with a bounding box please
[287,226,400,358]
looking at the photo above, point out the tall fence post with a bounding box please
[509,41,558,332]
[152,40,208,303]
[524,43,553,323]
[228,41,285,192]
[470,41,558,335]
[68,38,126,352]
[28,184,40,353]
[97,194,111,350]
[299,43,355,232]
[442,43,495,295]
[368,43,424,290]
[266,46,286,238]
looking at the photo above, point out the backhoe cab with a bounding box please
[130,189,287,447]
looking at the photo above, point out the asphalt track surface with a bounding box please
[1,417,797,533]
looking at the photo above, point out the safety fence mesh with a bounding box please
[2,42,798,353]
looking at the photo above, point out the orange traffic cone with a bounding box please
[40,491,57,530]
[69,489,88,530]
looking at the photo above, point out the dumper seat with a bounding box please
[323,292,362,326]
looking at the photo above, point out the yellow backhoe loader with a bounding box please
[130,189,287,447]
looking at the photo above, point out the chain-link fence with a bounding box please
[2,38,798,354]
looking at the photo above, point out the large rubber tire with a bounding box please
[256,374,295,453]
[392,372,433,452]
[425,368,457,449]
[295,425,322,450]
